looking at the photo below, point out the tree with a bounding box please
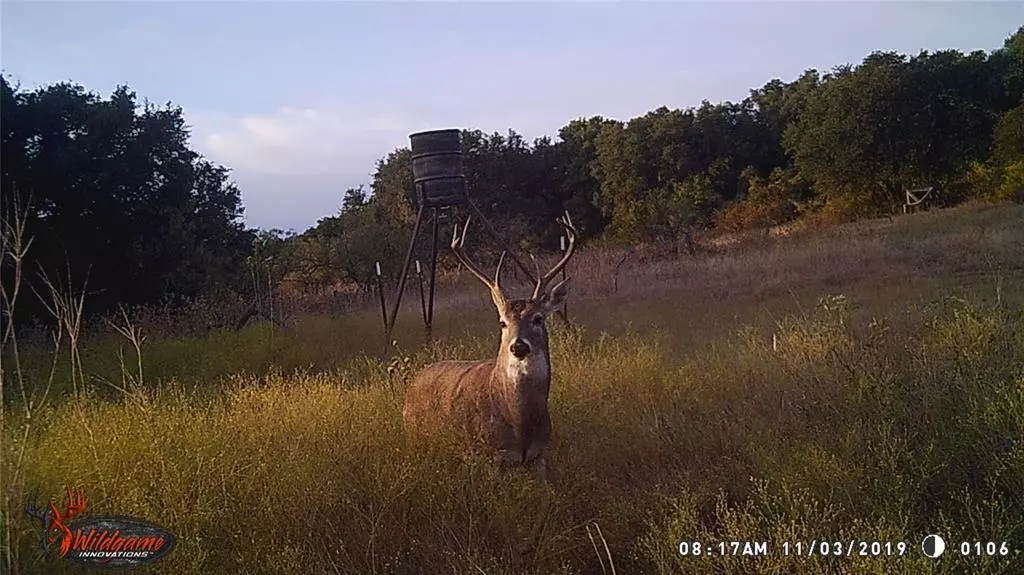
[785,45,1011,218]
[968,102,1024,203]
[554,117,616,240]
[993,103,1024,164]
[995,26,1024,106]
[9,25,1023,319]
[1,77,254,321]
[341,186,368,213]
[591,102,781,241]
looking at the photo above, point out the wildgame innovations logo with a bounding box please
[25,485,176,571]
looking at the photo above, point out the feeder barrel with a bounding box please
[410,129,467,208]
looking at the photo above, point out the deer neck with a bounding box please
[491,345,550,412]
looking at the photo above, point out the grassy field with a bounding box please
[2,203,1023,574]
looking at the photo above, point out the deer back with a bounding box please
[403,359,497,439]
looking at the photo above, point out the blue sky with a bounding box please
[2,2,1021,232]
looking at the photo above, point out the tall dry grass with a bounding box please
[2,203,1024,574]
[4,298,1023,574]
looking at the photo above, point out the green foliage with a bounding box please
[299,23,1012,259]
[979,159,1024,204]
[556,116,618,239]
[997,26,1024,105]
[967,102,1024,203]
[5,28,1024,321]
[999,160,1024,203]
[591,103,782,242]
[785,50,994,213]
[4,22,1024,573]
[297,127,603,292]
[993,104,1024,165]
[717,167,810,232]
[1,78,254,322]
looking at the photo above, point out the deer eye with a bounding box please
[500,321,508,329]
[531,315,544,326]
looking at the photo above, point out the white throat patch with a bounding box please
[506,349,549,382]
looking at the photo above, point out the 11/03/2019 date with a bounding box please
[780,540,909,557]
[677,540,910,557]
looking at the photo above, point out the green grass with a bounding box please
[3,204,1024,574]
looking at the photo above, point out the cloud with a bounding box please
[183,104,436,230]
[181,101,583,230]
[187,104,433,177]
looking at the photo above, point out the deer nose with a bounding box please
[510,339,531,359]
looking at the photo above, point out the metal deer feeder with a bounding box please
[411,129,469,208]
[384,129,540,343]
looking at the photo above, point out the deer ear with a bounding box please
[542,277,570,313]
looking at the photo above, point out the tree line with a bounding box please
[2,27,1022,322]
[294,27,1022,293]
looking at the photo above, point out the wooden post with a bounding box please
[425,208,440,342]
[386,202,426,342]
[375,261,389,354]
[560,234,568,321]
[415,259,428,328]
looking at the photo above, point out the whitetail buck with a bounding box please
[403,213,577,480]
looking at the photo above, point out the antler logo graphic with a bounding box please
[24,483,176,570]
[25,485,87,557]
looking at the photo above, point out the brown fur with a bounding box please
[403,214,576,480]
[403,295,563,477]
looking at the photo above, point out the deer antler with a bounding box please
[532,211,578,300]
[25,487,54,530]
[452,216,509,306]
[61,485,86,520]
[26,487,58,552]
[46,486,85,558]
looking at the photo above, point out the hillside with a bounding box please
[3,203,1023,574]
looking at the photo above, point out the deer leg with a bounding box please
[522,441,549,478]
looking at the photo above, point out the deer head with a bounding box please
[451,212,577,372]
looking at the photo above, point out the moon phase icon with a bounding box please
[922,534,946,558]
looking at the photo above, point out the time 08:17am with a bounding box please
[677,541,769,557]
